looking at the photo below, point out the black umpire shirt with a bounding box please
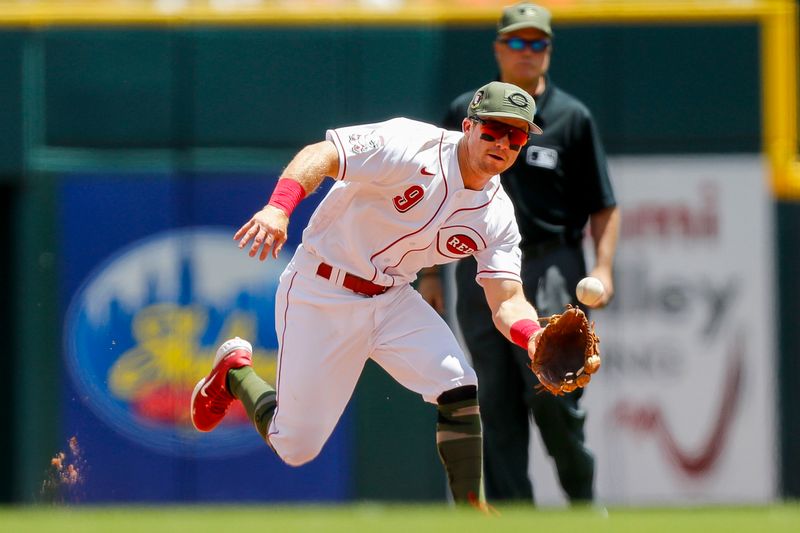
[443,77,616,249]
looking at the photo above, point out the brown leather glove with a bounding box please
[529,305,601,396]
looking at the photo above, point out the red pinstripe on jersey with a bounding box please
[268,270,299,446]
[330,130,347,180]
[368,131,448,281]
[382,241,436,274]
[477,268,520,278]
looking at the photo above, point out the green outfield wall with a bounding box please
[2,21,790,503]
[1,24,760,171]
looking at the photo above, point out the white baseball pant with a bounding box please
[267,246,477,466]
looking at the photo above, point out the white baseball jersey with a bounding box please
[266,118,530,464]
[301,117,523,287]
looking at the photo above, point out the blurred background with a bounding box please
[0,0,797,507]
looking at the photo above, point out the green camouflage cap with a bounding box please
[498,2,553,36]
[468,81,543,134]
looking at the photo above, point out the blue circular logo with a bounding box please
[64,227,289,458]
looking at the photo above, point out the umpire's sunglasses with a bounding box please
[499,37,551,53]
[470,117,530,151]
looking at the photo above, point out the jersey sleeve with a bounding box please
[326,118,440,186]
[474,202,523,285]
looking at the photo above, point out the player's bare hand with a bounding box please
[233,205,289,261]
[418,272,446,315]
[587,268,614,307]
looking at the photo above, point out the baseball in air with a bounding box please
[576,277,605,307]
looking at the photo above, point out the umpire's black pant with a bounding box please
[454,244,595,503]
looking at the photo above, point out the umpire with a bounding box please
[419,2,619,504]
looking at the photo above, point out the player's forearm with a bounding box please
[483,278,540,343]
[277,140,339,199]
[419,265,440,277]
[493,296,539,344]
[417,268,446,314]
[266,141,338,218]
[590,206,620,274]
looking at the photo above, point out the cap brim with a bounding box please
[498,22,552,36]
[476,111,544,135]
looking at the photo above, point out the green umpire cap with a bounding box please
[498,2,553,36]
[468,81,543,134]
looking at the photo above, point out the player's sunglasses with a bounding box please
[471,117,530,151]
[499,37,551,53]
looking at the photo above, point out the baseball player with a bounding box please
[191,81,547,507]
[419,3,619,504]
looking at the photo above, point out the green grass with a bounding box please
[1,503,799,533]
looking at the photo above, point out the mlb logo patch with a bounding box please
[525,146,558,169]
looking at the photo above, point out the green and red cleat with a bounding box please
[190,337,253,432]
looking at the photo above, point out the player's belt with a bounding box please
[316,262,390,297]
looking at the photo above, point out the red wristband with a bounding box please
[510,319,542,349]
[267,179,306,217]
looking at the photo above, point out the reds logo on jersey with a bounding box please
[436,227,486,259]
[393,185,424,213]
[447,235,477,255]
